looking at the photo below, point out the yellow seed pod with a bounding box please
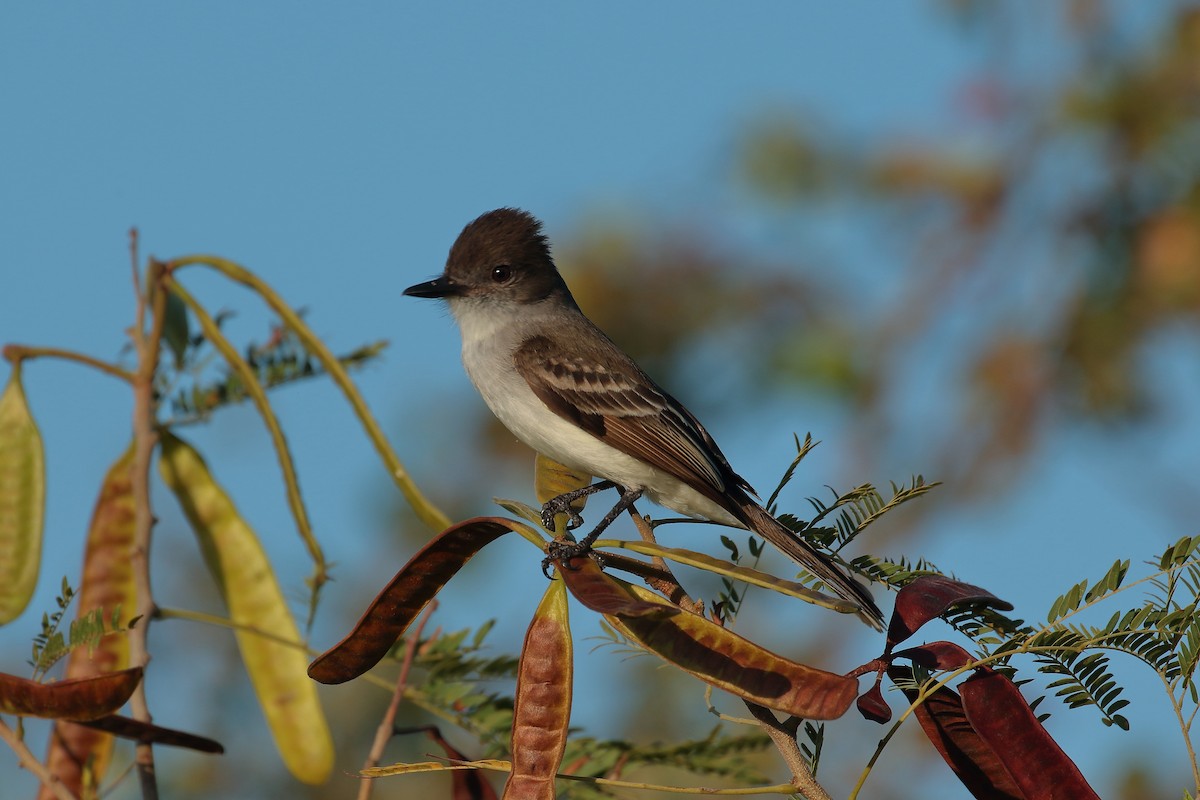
[533,453,592,535]
[533,453,592,507]
[158,432,333,784]
[0,363,45,625]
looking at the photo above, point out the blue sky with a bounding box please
[1,4,1193,798]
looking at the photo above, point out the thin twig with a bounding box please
[744,703,830,800]
[626,508,702,613]
[0,718,79,800]
[596,552,681,586]
[169,254,451,532]
[0,345,135,383]
[129,229,142,309]
[163,276,327,626]
[1159,668,1200,793]
[357,600,438,800]
[367,757,800,795]
[156,606,314,650]
[126,251,167,800]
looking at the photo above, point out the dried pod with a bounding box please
[504,577,571,800]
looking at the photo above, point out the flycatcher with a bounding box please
[404,208,883,628]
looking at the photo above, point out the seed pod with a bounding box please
[533,454,591,507]
[159,432,333,785]
[533,453,591,533]
[503,577,571,800]
[961,668,1101,800]
[76,715,223,754]
[0,667,142,720]
[309,517,517,684]
[560,558,857,720]
[41,444,139,799]
[0,363,45,624]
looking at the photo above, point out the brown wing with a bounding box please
[513,333,751,505]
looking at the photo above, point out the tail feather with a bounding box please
[738,501,884,630]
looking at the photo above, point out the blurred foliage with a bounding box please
[480,3,1200,508]
[160,309,386,425]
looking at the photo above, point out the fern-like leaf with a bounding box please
[764,433,818,513]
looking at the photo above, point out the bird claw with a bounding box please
[541,539,604,577]
[540,496,585,532]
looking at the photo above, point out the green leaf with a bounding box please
[161,289,191,369]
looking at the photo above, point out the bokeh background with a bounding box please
[3,3,1199,798]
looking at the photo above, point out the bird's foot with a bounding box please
[540,495,586,532]
[539,486,643,578]
[541,538,605,577]
[538,480,619,531]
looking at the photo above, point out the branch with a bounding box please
[163,276,327,623]
[168,255,451,532]
[357,601,438,800]
[744,703,830,800]
[626,507,702,614]
[1,345,135,383]
[126,252,167,800]
[0,717,79,800]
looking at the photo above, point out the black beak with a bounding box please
[403,275,458,299]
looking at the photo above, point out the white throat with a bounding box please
[449,296,525,348]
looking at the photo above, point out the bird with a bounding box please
[404,208,883,629]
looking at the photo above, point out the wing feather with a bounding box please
[513,333,746,501]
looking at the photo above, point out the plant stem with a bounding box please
[126,251,167,800]
[1,345,135,383]
[1161,670,1200,792]
[163,276,327,625]
[744,703,831,800]
[358,601,437,800]
[626,508,701,613]
[364,758,800,795]
[170,254,451,532]
[0,717,79,800]
[156,606,312,650]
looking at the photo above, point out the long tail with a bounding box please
[737,501,884,630]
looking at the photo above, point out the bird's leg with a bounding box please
[540,479,618,531]
[543,486,644,573]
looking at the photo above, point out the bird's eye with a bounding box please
[491,265,513,283]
